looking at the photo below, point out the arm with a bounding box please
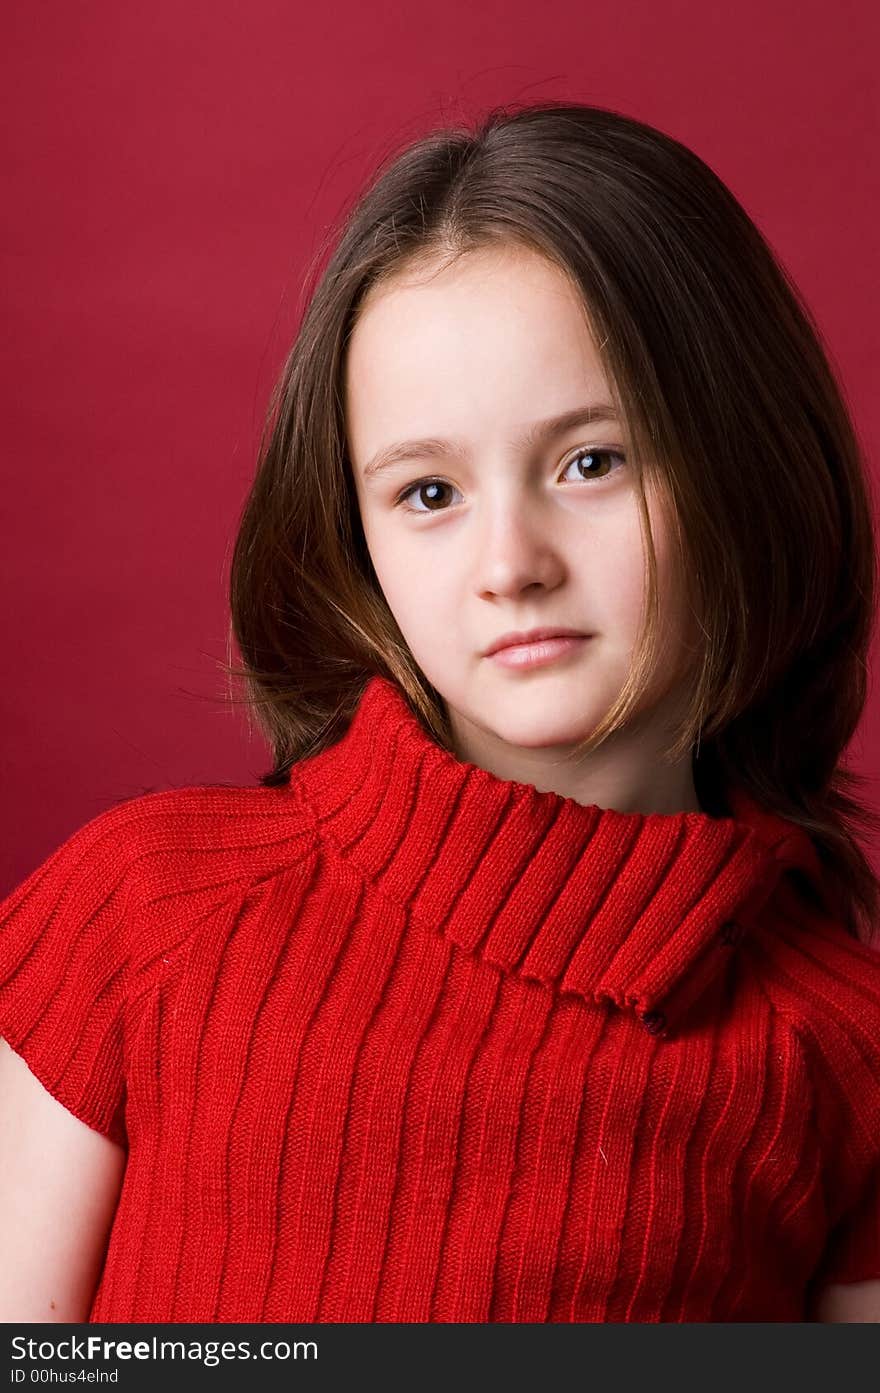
[811,1278,880,1323]
[0,1036,126,1322]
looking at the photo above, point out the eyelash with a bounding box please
[393,447,627,514]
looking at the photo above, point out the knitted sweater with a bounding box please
[2,674,880,1323]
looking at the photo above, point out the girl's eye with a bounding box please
[394,447,626,514]
[395,478,459,513]
[560,447,626,486]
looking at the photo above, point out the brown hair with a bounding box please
[226,100,880,947]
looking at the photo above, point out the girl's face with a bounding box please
[345,242,699,810]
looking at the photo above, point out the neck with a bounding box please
[444,687,704,817]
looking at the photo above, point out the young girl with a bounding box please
[2,100,880,1325]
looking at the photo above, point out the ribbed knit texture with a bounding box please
[2,673,880,1322]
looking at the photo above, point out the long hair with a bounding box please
[226,100,880,946]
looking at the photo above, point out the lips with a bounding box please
[484,627,589,657]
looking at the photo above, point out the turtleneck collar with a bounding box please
[291,674,824,1039]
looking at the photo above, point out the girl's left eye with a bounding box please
[394,447,627,514]
[560,447,626,485]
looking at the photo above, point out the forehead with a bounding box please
[344,245,610,429]
[354,242,588,338]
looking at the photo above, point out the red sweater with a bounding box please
[2,674,880,1322]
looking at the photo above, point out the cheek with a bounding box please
[359,521,455,641]
[607,564,647,632]
[586,512,649,632]
[594,503,686,650]
[358,502,404,583]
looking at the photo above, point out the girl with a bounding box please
[2,100,880,1324]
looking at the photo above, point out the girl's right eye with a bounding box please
[394,478,460,513]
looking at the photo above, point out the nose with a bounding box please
[473,493,566,600]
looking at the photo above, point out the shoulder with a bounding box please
[0,780,319,978]
[0,781,318,1144]
[741,876,880,1299]
[89,780,318,876]
[744,872,880,1026]
[741,871,880,1088]
[744,875,880,1150]
[5,780,312,891]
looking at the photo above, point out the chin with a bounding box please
[486,711,600,750]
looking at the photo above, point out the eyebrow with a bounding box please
[360,402,620,480]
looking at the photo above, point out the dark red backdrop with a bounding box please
[2,1,878,890]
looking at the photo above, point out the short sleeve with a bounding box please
[812,1163,880,1288]
[751,903,880,1299]
[0,803,140,1147]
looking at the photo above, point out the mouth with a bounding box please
[483,627,590,658]
[485,633,593,670]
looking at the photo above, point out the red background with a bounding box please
[2,1,878,891]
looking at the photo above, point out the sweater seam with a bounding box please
[121,799,321,1056]
[743,933,854,1231]
[746,918,880,1169]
